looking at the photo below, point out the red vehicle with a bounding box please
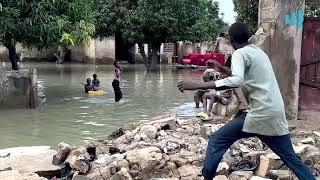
[182,52,225,66]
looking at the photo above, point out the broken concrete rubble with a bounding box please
[3,115,320,179]
[216,162,230,175]
[0,170,47,180]
[177,164,200,177]
[58,118,320,179]
[66,147,91,174]
[229,171,254,180]
[52,142,72,165]
[0,146,63,178]
[214,175,229,180]
[300,137,316,145]
[268,170,292,180]
[250,176,272,180]
[255,155,272,177]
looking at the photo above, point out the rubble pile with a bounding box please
[51,114,320,180]
[2,114,320,180]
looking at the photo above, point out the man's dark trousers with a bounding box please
[202,112,316,180]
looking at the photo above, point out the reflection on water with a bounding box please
[0,62,203,148]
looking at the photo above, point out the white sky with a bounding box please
[215,0,237,25]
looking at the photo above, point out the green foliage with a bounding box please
[189,1,228,42]
[0,0,96,49]
[60,33,75,48]
[306,2,320,17]
[94,0,138,38]
[233,0,259,35]
[232,0,320,34]
[95,0,226,44]
[124,0,225,44]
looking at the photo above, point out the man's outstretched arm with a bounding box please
[177,81,237,92]
[178,51,245,92]
[178,81,216,92]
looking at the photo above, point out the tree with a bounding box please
[95,0,225,71]
[0,0,95,70]
[233,0,259,36]
[305,1,320,17]
[233,0,319,35]
[94,0,139,64]
[95,0,138,38]
[125,0,226,70]
[187,1,228,43]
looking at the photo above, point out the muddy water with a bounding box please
[0,63,203,148]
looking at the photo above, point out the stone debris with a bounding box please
[299,137,316,145]
[313,131,320,137]
[177,165,199,177]
[59,116,320,179]
[217,162,230,175]
[2,114,320,179]
[140,125,158,139]
[229,171,254,180]
[66,147,91,174]
[255,155,272,177]
[268,170,292,180]
[0,170,47,180]
[0,146,63,178]
[250,176,272,180]
[52,142,72,165]
[293,143,309,155]
[214,175,229,180]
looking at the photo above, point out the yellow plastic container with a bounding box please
[88,90,104,95]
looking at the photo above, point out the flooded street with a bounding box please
[0,63,203,148]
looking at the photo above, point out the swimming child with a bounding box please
[112,61,123,102]
[84,78,94,93]
[92,74,100,90]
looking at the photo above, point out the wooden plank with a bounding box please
[300,79,320,89]
[301,58,320,66]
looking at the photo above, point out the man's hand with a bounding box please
[178,81,205,92]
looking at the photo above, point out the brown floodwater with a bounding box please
[0,62,203,148]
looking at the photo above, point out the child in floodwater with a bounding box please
[84,78,94,93]
[112,61,123,102]
[196,63,233,120]
[194,60,217,108]
[92,74,100,90]
[201,74,233,120]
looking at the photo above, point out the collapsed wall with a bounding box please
[0,69,38,109]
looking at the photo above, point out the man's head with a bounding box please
[114,61,119,67]
[93,74,97,79]
[228,22,250,50]
[114,61,122,71]
[86,78,92,84]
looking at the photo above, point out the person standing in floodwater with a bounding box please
[112,61,123,102]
